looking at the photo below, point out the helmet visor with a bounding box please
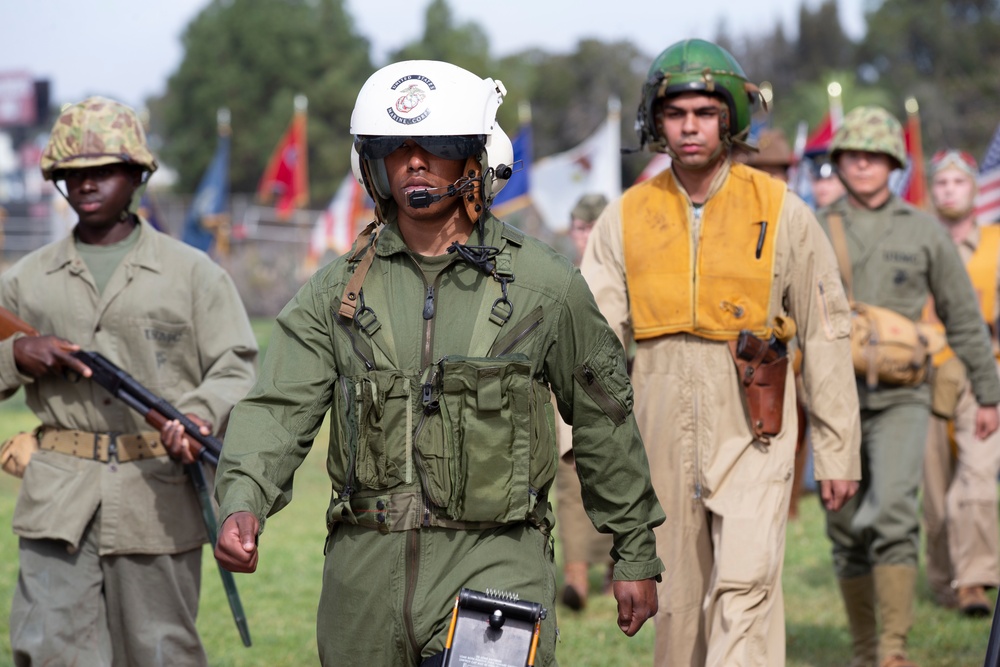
[355,135,485,161]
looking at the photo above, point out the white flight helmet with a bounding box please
[350,60,513,219]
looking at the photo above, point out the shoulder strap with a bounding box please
[826,212,854,302]
[338,221,381,320]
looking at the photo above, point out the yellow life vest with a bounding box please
[621,163,787,341]
[927,223,1000,365]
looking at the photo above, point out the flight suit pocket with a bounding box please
[354,371,411,490]
[573,330,633,426]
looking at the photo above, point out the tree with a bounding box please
[856,0,1000,152]
[154,0,372,204]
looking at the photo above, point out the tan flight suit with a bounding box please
[923,224,1000,601]
[582,160,861,667]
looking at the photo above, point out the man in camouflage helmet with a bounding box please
[582,38,861,666]
[0,96,257,665]
[817,107,1000,667]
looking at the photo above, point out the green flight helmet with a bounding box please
[637,39,761,154]
[830,105,907,170]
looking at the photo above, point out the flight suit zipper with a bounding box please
[405,261,446,658]
[573,364,628,425]
[334,317,375,371]
[339,377,355,500]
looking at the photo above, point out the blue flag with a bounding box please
[183,133,230,252]
[492,124,532,217]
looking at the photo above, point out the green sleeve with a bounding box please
[547,270,665,581]
[215,276,338,529]
[930,231,1000,405]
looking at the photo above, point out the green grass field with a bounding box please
[0,319,994,665]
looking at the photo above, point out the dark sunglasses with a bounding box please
[355,135,485,161]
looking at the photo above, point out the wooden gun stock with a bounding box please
[0,307,39,339]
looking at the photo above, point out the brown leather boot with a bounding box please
[957,586,991,618]
[561,561,589,611]
[838,574,877,667]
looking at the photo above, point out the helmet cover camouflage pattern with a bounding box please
[830,105,906,170]
[570,193,609,224]
[40,96,158,181]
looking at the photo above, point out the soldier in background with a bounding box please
[735,127,793,182]
[556,193,615,610]
[818,108,1000,667]
[812,158,847,209]
[921,149,1000,618]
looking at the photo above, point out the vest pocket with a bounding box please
[421,355,554,523]
[354,371,411,490]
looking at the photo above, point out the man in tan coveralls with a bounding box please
[921,149,1000,617]
[581,39,861,666]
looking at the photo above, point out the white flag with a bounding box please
[530,99,622,231]
[306,173,373,270]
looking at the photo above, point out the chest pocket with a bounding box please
[416,355,556,524]
[353,370,413,490]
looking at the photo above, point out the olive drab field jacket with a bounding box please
[818,195,1000,410]
[0,218,258,553]
[216,214,665,582]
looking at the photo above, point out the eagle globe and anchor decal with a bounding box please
[387,74,435,125]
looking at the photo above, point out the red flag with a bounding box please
[902,103,927,209]
[803,112,834,157]
[257,102,309,220]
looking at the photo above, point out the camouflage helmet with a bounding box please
[570,193,608,224]
[830,106,906,170]
[41,96,158,181]
[637,39,760,152]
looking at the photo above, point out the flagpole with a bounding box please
[214,108,233,257]
[827,81,844,131]
[904,96,926,209]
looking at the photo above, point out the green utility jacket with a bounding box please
[216,215,665,581]
[818,195,1000,410]
[0,218,258,553]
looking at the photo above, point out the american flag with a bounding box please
[975,124,1000,222]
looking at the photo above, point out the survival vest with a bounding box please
[621,162,787,341]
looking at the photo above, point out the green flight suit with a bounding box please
[215,215,665,666]
[817,195,1000,574]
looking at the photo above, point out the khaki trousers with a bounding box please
[10,511,207,667]
[923,376,1000,595]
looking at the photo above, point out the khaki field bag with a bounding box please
[827,213,945,389]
